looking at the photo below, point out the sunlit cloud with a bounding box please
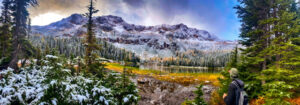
[31,12,66,26]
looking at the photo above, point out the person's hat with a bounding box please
[229,68,238,78]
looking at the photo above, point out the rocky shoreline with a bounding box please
[130,75,217,105]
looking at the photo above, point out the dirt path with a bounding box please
[130,75,216,105]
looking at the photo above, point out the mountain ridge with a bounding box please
[33,13,219,40]
[32,14,237,59]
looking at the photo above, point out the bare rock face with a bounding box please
[96,15,124,24]
[100,25,114,32]
[202,85,215,102]
[135,25,146,32]
[132,76,216,105]
[69,14,85,25]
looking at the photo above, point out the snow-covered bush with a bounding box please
[0,67,46,105]
[0,55,139,105]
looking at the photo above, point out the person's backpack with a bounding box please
[232,80,249,105]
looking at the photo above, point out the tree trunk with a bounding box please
[9,43,20,70]
[21,59,27,67]
[262,58,267,85]
[1,43,4,58]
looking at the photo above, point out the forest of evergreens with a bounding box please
[218,0,300,104]
[148,50,232,67]
[28,36,140,66]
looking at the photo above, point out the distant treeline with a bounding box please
[29,35,140,66]
[29,35,232,67]
[148,49,232,67]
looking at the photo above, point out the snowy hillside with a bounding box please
[32,14,237,59]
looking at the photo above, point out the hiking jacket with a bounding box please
[224,78,244,105]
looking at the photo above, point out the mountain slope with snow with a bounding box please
[32,14,237,59]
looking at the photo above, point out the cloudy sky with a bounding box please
[27,0,241,40]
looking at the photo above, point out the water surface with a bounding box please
[139,63,223,73]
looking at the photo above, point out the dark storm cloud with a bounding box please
[27,0,240,40]
[146,0,189,21]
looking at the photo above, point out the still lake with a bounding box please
[139,63,223,73]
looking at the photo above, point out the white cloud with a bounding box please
[31,12,66,26]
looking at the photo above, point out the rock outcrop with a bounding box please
[132,76,216,105]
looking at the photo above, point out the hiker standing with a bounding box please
[223,68,248,105]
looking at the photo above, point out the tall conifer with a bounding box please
[84,0,101,74]
[259,0,300,104]
[0,0,12,58]
[8,0,38,69]
[233,0,300,103]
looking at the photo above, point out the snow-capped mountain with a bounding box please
[32,14,237,59]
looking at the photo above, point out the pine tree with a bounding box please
[233,0,273,98]
[0,0,12,57]
[234,0,300,103]
[8,0,38,70]
[259,0,300,104]
[83,0,102,75]
[0,0,13,70]
[185,85,207,105]
[27,18,31,38]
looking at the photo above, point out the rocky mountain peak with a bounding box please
[31,14,236,59]
[69,14,85,24]
[34,14,219,41]
[175,23,188,29]
[96,15,124,24]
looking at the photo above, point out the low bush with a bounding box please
[183,85,207,105]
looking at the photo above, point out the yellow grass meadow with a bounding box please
[105,63,221,86]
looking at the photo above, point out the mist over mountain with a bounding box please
[32,14,237,59]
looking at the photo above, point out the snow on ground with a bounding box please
[0,67,46,105]
[0,55,138,105]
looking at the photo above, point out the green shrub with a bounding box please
[184,84,207,105]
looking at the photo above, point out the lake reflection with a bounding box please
[139,63,223,73]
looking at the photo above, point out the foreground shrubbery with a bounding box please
[0,55,139,105]
[183,85,207,105]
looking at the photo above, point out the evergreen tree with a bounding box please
[0,0,13,69]
[27,18,31,38]
[8,0,38,70]
[259,0,300,104]
[0,0,13,57]
[83,0,102,75]
[233,0,300,103]
[234,0,272,98]
[185,85,207,105]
